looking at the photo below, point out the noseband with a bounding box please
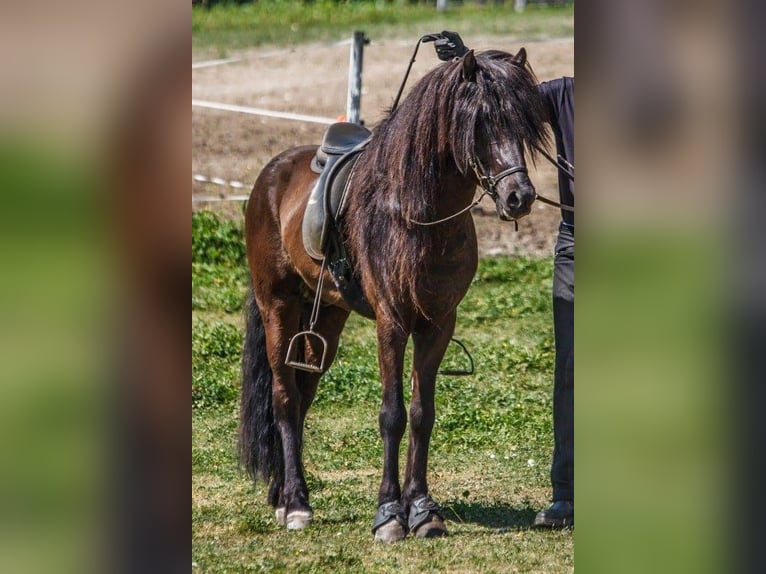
[468,156,527,200]
[471,154,575,214]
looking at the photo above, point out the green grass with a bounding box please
[192,211,572,572]
[193,1,574,55]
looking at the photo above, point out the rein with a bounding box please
[406,154,573,227]
[530,144,575,212]
[536,192,574,212]
[533,143,575,181]
[405,189,490,227]
[404,156,508,227]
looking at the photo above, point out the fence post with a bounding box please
[436,0,447,12]
[346,31,369,125]
[514,0,526,13]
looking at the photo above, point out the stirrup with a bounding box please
[285,330,328,373]
[438,338,474,376]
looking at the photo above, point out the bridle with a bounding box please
[469,155,527,201]
[404,155,526,227]
[471,150,576,215]
[407,150,573,227]
[406,153,545,227]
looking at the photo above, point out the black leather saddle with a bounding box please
[302,122,371,260]
[302,122,375,319]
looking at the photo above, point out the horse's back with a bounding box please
[249,145,317,205]
[247,145,316,227]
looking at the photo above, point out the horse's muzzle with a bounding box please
[495,188,535,221]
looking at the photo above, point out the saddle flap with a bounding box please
[302,150,362,260]
[325,156,357,222]
[302,122,371,261]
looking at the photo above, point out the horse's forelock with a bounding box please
[429,51,549,171]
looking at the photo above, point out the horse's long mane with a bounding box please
[344,50,549,323]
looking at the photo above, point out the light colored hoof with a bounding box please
[413,516,448,538]
[285,509,313,530]
[374,520,407,543]
[275,507,286,526]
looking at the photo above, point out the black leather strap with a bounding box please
[371,501,407,534]
[408,495,443,533]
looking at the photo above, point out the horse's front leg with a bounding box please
[402,311,456,538]
[372,320,409,543]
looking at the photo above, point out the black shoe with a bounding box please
[533,500,573,528]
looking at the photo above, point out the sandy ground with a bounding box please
[192,36,573,257]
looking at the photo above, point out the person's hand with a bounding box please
[434,31,469,61]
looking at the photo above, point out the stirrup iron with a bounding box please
[285,256,330,373]
[285,330,328,373]
[438,338,474,376]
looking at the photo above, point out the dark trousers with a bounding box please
[551,224,574,502]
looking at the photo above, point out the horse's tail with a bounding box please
[239,289,283,503]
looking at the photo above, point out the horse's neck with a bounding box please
[429,172,478,221]
[350,148,476,229]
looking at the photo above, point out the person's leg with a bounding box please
[535,226,574,527]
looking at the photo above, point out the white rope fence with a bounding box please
[192,175,250,202]
[191,57,243,69]
[192,100,336,125]
[192,33,365,205]
[193,174,246,189]
[192,195,250,203]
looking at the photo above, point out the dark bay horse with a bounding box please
[239,49,549,542]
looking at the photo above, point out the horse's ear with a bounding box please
[462,50,477,82]
[511,47,527,67]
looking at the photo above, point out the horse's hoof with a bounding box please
[275,507,286,526]
[412,515,449,538]
[285,509,313,530]
[373,519,407,543]
[408,495,447,538]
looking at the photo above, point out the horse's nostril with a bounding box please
[507,192,521,208]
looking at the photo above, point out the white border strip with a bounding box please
[192,99,336,125]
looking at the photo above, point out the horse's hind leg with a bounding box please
[401,312,455,538]
[268,301,349,529]
[258,298,312,529]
